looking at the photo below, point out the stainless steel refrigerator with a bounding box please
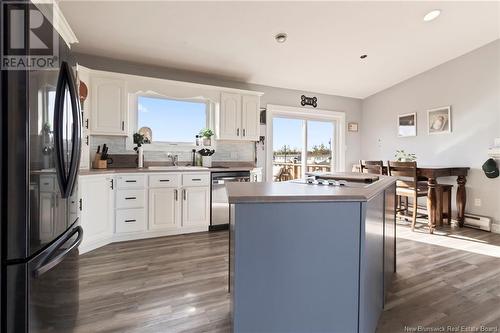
[1,1,83,331]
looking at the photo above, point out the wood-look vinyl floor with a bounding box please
[75,232,230,333]
[75,221,500,333]
[377,220,500,333]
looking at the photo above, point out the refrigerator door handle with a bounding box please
[55,61,82,198]
[33,225,83,278]
[63,61,82,198]
[53,63,68,197]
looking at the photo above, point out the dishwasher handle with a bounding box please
[212,177,250,185]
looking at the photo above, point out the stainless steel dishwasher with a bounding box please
[210,171,250,230]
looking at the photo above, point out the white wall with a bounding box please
[361,40,500,228]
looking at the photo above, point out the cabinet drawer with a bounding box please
[116,189,145,209]
[115,208,146,233]
[39,176,55,192]
[116,175,146,189]
[182,173,210,187]
[149,174,180,188]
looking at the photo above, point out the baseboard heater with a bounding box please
[463,214,492,232]
[401,204,492,232]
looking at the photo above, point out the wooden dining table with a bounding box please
[418,166,470,233]
[354,164,470,233]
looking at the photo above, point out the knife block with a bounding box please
[92,153,107,169]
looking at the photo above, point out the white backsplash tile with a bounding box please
[90,135,255,162]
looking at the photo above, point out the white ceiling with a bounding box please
[59,1,500,98]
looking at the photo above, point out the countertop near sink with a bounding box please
[79,165,259,176]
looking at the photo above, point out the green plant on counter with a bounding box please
[395,150,417,162]
[199,128,214,138]
[133,132,145,151]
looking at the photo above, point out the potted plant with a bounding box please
[199,128,214,146]
[133,132,146,168]
[394,150,417,162]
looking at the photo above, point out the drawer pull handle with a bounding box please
[124,219,136,223]
[192,178,202,181]
[125,197,136,200]
[43,183,50,185]
[174,189,178,201]
[159,179,170,182]
[125,180,137,183]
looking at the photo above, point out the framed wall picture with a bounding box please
[427,106,451,134]
[398,113,417,137]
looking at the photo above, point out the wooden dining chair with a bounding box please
[387,161,428,231]
[359,160,384,175]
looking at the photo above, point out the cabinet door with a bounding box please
[79,176,113,245]
[219,92,242,140]
[241,95,260,141]
[90,76,127,135]
[80,129,90,169]
[182,186,210,228]
[149,188,180,231]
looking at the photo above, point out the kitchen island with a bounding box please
[226,174,396,333]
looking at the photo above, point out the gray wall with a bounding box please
[361,40,500,228]
[75,53,363,170]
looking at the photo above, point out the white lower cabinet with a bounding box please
[148,173,210,231]
[79,172,210,254]
[148,187,180,231]
[115,175,147,235]
[182,187,210,227]
[78,175,114,253]
[116,208,146,233]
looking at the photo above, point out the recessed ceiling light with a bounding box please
[360,54,368,59]
[423,9,441,22]
[275,33,287,43]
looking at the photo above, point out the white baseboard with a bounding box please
[79,235,113,255]
[79,226,209,255]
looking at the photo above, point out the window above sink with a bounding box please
[137,95,207,146]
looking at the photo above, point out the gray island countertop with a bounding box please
[226,173,396,203]
[228,172,397,333]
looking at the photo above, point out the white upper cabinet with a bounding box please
[218,92,260,141]
[219,92,242,140]
[90,76,127,135]
[241,95,260,141]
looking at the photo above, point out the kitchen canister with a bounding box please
[202,156,212,167]
[137,146,144,168]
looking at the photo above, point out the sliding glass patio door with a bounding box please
[271,117,336,182]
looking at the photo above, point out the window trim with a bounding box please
[126,92,214,151]
[265,104,346,181]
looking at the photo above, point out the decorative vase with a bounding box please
[137,146,144,168]
[202,137,211,146]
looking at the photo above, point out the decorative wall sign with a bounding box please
[301,95,317,108]
[348,122,359,132]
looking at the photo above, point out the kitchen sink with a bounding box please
[147,166,208,171]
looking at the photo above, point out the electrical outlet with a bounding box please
[474,198,482,207]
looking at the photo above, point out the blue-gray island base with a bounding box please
[227,175,396,333]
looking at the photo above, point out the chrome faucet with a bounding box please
[167,153,178,166]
